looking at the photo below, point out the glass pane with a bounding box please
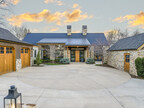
[21,49,24,53]
[10,48,13,53]
[5,99,15,108]
[0,47,4,54]
[6,48,10,53]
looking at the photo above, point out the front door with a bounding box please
[75,50,80,62]
[124,53,130,72]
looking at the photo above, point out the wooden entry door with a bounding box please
[21,48,30,68]
[0,46,14,74]
[124,53,130,72]
[75,50,80,62]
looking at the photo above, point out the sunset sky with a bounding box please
[5,0,144,34]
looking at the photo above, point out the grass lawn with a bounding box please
[95,64,103,66]
[45,63,66,65]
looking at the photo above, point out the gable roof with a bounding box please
[23,33,108,46]
[0,28,32,45]
[108,33,144,51]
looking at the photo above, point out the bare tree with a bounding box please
[132,29,141,36]
[106,29,129,45]
[0,0,13,27]
[12,26,31,40]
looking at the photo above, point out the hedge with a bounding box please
[135,57,144,77]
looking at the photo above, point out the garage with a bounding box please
[21,48,30,68]
[0,46,15,75]
[0,27,33,75]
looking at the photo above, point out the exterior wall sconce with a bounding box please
[4,85,22,108]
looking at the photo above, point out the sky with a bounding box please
[3,0,144,34]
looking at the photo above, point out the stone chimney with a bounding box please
[67,25,71,36]
[82,25,87,36]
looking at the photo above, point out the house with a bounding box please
[0,28,33,75]
[23,25,108,62]
[106,33,144,76]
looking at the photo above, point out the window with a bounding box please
[0,47,4,54]
[25,49,28,53]
[125,55,130,63]
[21,49,24,53]
[6,48,10,53]
[34,50,37,57]
[10,48,13,53]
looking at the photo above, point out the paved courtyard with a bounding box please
[0,63,144,108]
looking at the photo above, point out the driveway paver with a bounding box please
[0,63,144,108]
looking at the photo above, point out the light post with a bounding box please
[4,85,22,108]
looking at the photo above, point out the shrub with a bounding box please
[86,58,95,64]
[60,58,70,64]
[135,57,144,77]
[36,51,42,66]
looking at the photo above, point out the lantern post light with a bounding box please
[4,85,22,108]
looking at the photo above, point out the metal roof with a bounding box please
[37,38,67,44]
[23,33,108,46]
[108,33,144,51]
[65,38,90,46]
[0,27,32,45]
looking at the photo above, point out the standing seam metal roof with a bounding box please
[108,33,144,51]
[23,33,108,46]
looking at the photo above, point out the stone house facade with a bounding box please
[104,33,144,76]
[23,25,108,62]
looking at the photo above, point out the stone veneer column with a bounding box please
[85,50,88,62]
[67,50,70,60]
[50,45,56,60]
[90,46,94,59]
[64,47,68,58]
[16,59,22,71]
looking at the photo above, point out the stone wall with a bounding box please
[50,45,56,60]
[103,46,109,64]
[16,59,21,71]
[107,49,144,76]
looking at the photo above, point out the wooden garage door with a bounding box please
[0,46,14,75]
[21,48,30,68]
[124,53,130,72]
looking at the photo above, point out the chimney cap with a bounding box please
[82,25,87,29]
[67,25,71,29]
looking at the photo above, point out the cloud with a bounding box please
[9,0,20,5]
[44,0,63,6]
[50,27,59,32]
[64,9,91,23]
[113,11,144,29]
[72,30,80,33]
[73,4,80,8]
[8,8,92,27]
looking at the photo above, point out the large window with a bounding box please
[55,45,64,59]
[34,50,37,57]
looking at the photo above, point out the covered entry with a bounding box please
[124,53,130,72]
[21,48,30,68]
[70,48,85,62]
[0,46,15,74]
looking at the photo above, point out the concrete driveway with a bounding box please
[0,63,144,108]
